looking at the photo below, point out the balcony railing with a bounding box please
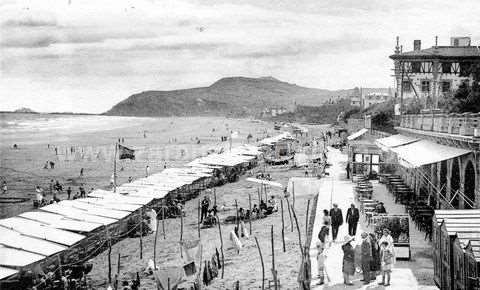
[399,112,480,137]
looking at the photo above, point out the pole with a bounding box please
[113,143,117,193]
[139,211,143,259]
[292,181,295,209]
[162,206,166,240]
[280,199,286,252]
[257,188,261,204]
[214,188,217,207]
[305,199,310,237]
[249,194,252,235]
[217,216,225,278]
[271,225,278,290]
[117,253,121,275]
[197,200,201,239]
[153,214,159,270]
[291,205,304,256]
[255,237,265,290]
[108,236,112,284]
[286,198,294,232]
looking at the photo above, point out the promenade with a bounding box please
[309,148,438,290]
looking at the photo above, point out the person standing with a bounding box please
[316,225,330,285]
[80,168,84,177]
[346,162,351,179]
[342,235,355,285]
[66,187,72,200]
[146,165,150,177]
[329,203,343,241]
[346,204,359,236]
[200,195,210,222]
[322,209,331,226]
[379,241,394,286]
[361,232,373,284]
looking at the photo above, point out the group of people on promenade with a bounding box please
[316,204,395,287]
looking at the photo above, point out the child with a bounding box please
[379,241,393,286]
[316,241,327,285]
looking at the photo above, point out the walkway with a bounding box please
[309,148,438,290]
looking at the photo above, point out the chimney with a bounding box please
[413,40,421,51]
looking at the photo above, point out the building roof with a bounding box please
[390,46,480,60]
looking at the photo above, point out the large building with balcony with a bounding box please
[390,36,480,109]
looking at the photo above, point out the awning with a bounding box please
[375,134,419,151]
[391,139,472,168]
[347,128,368,141]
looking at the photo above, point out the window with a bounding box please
[411,62,421,73]
[441,62,452,73]
[402,80,412,93]
[421,80,430,92]
[460,62,472,77]
[441,81,451,93]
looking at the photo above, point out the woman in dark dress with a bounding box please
[342,235,355,285]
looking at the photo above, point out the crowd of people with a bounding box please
[316,204,395,287]
[33,180,92,208]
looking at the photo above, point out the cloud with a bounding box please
[2,17,57,27]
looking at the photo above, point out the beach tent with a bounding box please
[0,217,85,246]
[40,204,118,225]
[0,227,67,256]
[0,266,18,280]
[246,178,283,188]
[19,211,102,233]
[0,245,45,268]
[347,128,368,141]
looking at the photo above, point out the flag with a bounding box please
[118,144,135,160]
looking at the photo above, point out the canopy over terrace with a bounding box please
[390,139,472,168]
[375,134,419,151]
[187,153,256,167]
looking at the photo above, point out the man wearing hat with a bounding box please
[360,232,373,284]
[329,203,343,241]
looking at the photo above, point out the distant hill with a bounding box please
[13,107,38,114]
[105,76,388,117]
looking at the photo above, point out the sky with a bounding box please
[1,0,480,113]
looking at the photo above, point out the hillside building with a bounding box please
[390,36,480,110]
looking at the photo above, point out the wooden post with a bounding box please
[113,143,117,193]
[162,206,166,240]
[117,253,121,274]
[291,205,304,256]
[257,188,261,203]
[271,225,278,290]
[286,198,294,232]
[249,194,252,235]
[153,214,160,270]
[180,209,184,242]
[214,188,217,207]
[140,211,143,259]
[305,199,310,237]
[292,181,295,208]
[217,216,225,279]
[255,237,265,290]
[280,199,286,252]
[197,200,201,239]
[108,238,112,284]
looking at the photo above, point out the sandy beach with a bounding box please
[0,113,273,219]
